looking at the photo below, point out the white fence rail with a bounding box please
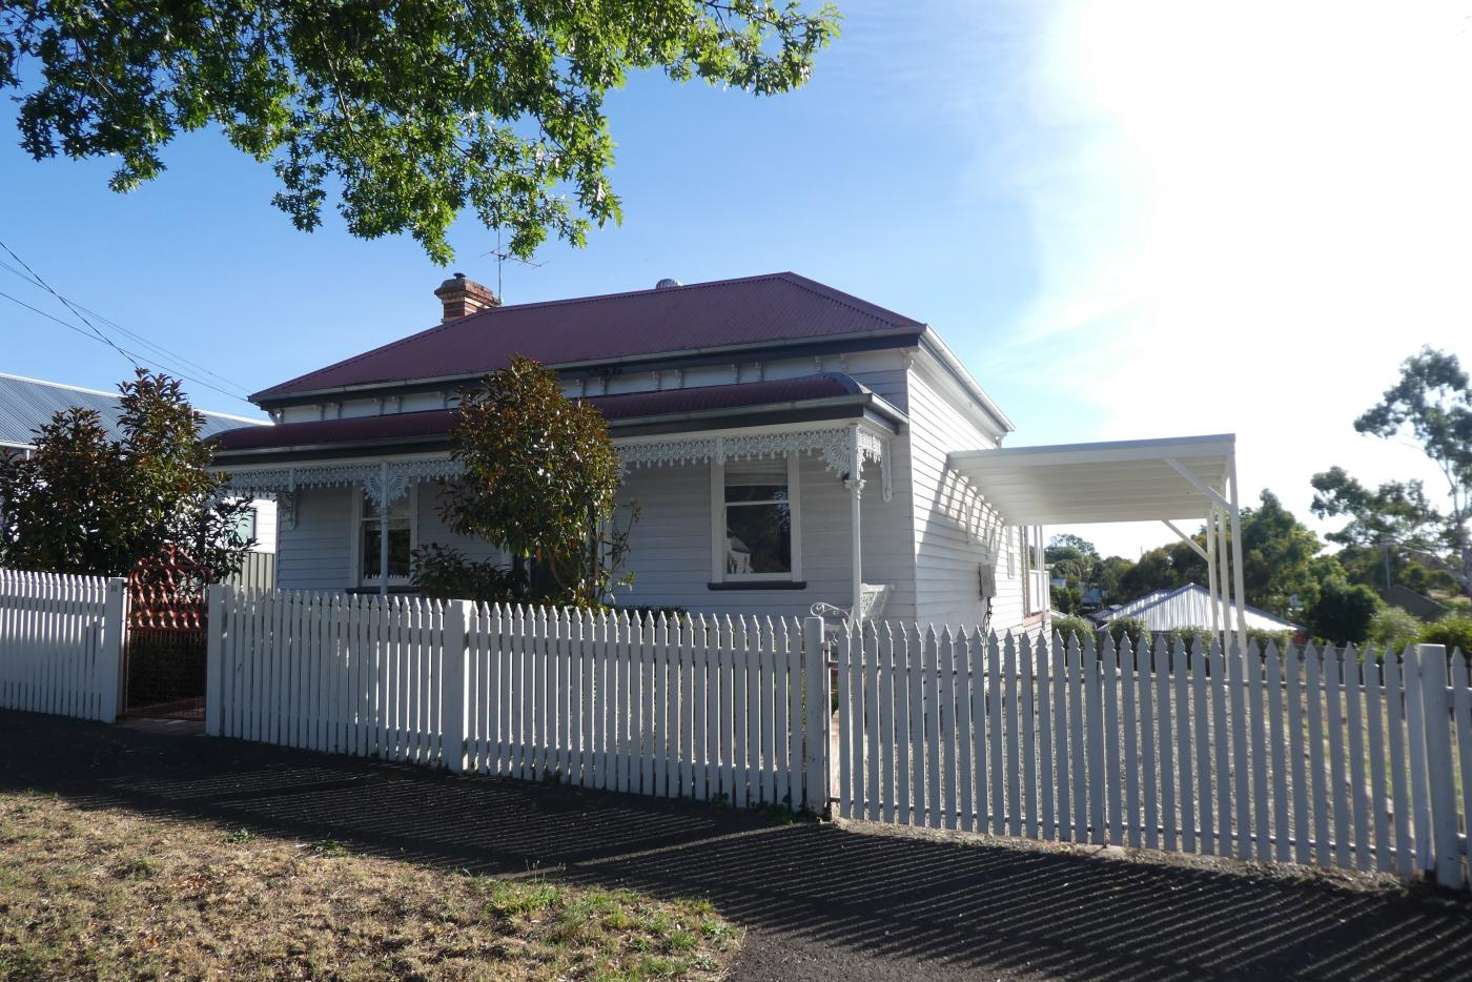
[207,590,447,762]
[202,586,1472,889]
[0,569,126,722]
[834,627,1472,888]
[206,589,829,813]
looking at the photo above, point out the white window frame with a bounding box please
[1021,524,1047,615]
[710,455,803,584]
[234,505,258,544]
[348,485,419,589]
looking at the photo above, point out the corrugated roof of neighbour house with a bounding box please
[1102,583,1300,633]
[0,373,268,449]
[253,272,928,402]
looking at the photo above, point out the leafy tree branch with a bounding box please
[2,1,840,263]
[1312,348,1472,597]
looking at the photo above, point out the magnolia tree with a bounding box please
[423,357,634,606]
[0,369,253,579]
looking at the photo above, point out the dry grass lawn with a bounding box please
[0,790,741,981]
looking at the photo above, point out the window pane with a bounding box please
[363,526,383,580]
[233,508,257,543]
[362,527,413,580]
[362,494,411,524]
[726,502,792,575]
[388,528,411,578]
[725,458,787,485]
[725,483,787,504]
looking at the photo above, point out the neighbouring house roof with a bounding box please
[0,372,267,449]
[1101,584,1300,633]
[213,373,903,463]
[252,272,927,404]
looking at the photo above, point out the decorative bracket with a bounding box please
[217,456,463,520]
[617,423,893,502]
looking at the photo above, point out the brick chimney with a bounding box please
[434,272,499,321]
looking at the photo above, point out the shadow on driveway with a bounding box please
[2,710,1468,981]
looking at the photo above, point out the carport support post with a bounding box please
[1205,508,1221,644]
[1227,456,1249,655]
[441,599,472,774]
[97,576,128,723]
[1214,505,1233,650]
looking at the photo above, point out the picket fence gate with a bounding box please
[205,587,829,813]
[0,569,127,722]
[834,626,1472,888]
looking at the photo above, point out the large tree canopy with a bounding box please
[1,1,839,263]
[1312,348,1472,598]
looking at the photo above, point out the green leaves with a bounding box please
[0,368,252,579]
[441,356,628,606]
[1313,347,1472,599]
[3,1,839,263]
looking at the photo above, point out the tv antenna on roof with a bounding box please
[483,227,545,300]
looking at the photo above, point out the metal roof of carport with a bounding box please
[946,433,1236,525]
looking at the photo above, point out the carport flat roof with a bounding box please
[947,433,1235,525]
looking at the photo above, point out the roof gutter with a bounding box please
[252,326,926,406]
[213,390,908,466]
[917,327,1016,435]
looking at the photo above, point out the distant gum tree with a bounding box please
[1312,348,1472,599]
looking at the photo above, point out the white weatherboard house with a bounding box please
[211,273,1257,640]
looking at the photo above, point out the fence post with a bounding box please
[441,599,472,774]
[96,577,128,723]
[1417,644,1459,887]
[205,584,225,736]
[803,616,830,816]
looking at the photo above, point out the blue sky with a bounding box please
[2,1,1469,557]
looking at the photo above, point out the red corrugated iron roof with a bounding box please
[253,272,925,402]
[215,374,872,455]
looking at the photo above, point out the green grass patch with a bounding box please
[0,790,741,981]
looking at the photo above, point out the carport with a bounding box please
[947,434,1248,650]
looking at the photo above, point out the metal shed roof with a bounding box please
[0,373,267,448]
[947,434,1236,525]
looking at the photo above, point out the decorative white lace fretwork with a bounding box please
[217,422,897,527]
[218,457,465,530]
[617,423,893,502]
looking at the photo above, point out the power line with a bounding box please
[0,289,254,406]
[0,257,250,395]
[0,242,255,406]
[0,239,136,366]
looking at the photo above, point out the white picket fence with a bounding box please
[0,569,127,722]
[834,627,1472,888]
[207,589,448,762]
[202,585,1472,889]
[205,589,829,813]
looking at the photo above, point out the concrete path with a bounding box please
[2,710,1468,981]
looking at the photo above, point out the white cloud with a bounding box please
[996,0,1472,557]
